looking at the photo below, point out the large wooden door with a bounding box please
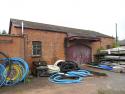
[66,44,91,64]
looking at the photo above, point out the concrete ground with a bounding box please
[0,67,125,94]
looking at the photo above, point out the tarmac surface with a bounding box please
[0,66,125,94]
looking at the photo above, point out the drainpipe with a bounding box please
[64,38,68,60]
[23,35,26,60]
[99,38,102,49]
[21,21,26,60]
[98,38,102,62]
[22,21,24,35]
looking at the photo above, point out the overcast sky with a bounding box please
[0,0,125,40]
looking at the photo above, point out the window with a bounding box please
[106,45,111,49]
[32,41,41,56]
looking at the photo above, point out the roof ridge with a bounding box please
[10,18,95,32]
[10,18,114,38]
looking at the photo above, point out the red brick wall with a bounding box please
[0,35,24,58]
[100,37,114,49]
[11,27,66,66]
[10,25,22,35]
[9,24,115,65]
[91,37,115,61]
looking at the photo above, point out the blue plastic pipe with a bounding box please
[49,70,92,84]
[0,64,7,87]
[0,57,29,86]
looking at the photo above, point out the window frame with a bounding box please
[32,41,42,56]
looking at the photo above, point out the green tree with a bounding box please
[2,30,7,34]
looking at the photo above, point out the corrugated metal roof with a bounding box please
[10,18,113,39]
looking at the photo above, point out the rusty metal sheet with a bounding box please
[66,45,91,64]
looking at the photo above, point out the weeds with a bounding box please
[98,89,125,94]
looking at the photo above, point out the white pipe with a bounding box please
[54,60,65,66]
[22,21,24,35]
[47,65,60,73]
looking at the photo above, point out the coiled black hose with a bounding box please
[59,61,79,73]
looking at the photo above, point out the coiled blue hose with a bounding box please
[0,57,29,86]
[49,70,92,84]
[67,70,92,77]
[0,64,7,86]
[10,58,29,81]
[98,64,113,70]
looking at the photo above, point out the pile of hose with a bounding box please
[55,60,80,73]
[0,57,29,87]
[54,60,65,66]
[98,64,113,70]
[49,70,92,84]
[47,65,60,74]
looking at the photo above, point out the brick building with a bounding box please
[0,18,115,67]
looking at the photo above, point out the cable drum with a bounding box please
[0,57,29,87]
[0,64,7,86]
[10,58,29,81]
[5,64,20,86]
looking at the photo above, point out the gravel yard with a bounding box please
[0,66,125,94]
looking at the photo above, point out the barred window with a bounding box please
[32,41,41,56]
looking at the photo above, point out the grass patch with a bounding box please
[98,89,125,94]
[88,62,99,66]
[89,70,107,76]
